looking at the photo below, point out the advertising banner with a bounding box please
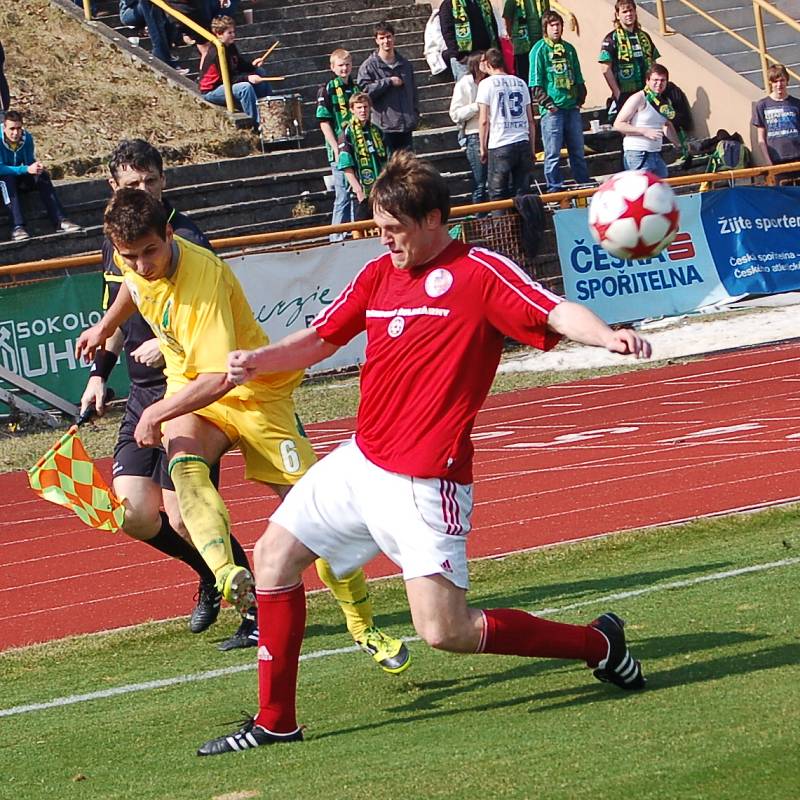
[1,238,382,412]
[700,186,800,296]
[555,186,800,324]
[229,237,381,372]
[0,272,129,411]
[555,192,732,324]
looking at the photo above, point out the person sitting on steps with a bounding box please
[198,15,272,130]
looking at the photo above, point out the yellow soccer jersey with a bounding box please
[114,235,303,401]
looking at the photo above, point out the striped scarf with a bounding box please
[510,0,549,46]
[452,0,497,53]
[351,120,386,193]
[644,86,675,120]
[613,22,654,66]
[543,37,573,90]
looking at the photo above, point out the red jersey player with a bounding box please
[198,151,652,756]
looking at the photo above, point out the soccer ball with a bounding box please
[588,170,680,260]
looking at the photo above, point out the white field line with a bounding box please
[2,556,798,720]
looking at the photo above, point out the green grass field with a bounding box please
[3,507,799,800]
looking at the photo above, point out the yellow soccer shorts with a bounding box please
[193,393,317,486]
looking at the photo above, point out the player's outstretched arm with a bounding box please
[548,301,652,359]
[228,327,340,385]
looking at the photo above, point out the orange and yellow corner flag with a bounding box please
[27,425,125,533]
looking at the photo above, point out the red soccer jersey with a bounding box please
[313,240,562,483]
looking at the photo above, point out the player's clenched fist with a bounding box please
[228,349,259,385]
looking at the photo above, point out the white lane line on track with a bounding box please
[2,556,798,719]
[482,354,800,422]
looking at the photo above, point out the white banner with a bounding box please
[228,238,384,373]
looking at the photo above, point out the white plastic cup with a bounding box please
[242,8,254,24]
[323,174,335,192]
[590,119,601,133]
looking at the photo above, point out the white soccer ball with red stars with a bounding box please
[588,170,680,260]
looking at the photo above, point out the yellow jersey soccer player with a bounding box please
[76,188,409,673]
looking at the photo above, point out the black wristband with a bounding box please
[90,349,118,380]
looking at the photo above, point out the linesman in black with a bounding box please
[79,139,257,650]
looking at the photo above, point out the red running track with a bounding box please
[4,341,800,651]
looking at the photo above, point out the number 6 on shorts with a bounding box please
[279,439,302,473]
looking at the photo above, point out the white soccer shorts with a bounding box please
[271,438,474,588]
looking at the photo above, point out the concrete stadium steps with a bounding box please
[637,0,800,90]
[0,119,641,266]
[5,0,701,267]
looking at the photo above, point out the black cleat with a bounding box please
[197,716,303,756]
[218,610,258,651]
[188,580,222,634]
[590,612,646,690]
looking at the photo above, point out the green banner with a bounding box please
[0,272,130,414]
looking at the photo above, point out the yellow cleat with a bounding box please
[355,626,411,674]
[216,565,256,615]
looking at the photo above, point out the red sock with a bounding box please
[254,583,306,733]
[479,608,608,665]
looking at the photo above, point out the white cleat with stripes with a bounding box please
[197,717,303,756]
[591,612,647,690]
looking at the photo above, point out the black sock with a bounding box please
[144,512,216,584]
[230,533,252,571]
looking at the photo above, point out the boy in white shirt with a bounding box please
[476,47,536,201]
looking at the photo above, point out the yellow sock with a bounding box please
[168,455,234,581]
[314,559,374,641]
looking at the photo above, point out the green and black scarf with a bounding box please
[351,120,386,194]
[613,22,654,66]
[453,0,497,52]
[543,36,573,90]
[644,86,675,120]
[509,0,549,47]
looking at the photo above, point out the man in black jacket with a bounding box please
[439,0,499,82]
[357,21,419,154]
[79,139,257,651]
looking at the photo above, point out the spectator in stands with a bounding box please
[338,93,388,221]
[613,63,680,178]
[0,111,81,242]
[449,51,488,207]
[599,0,659,123]
[139,1,188,73]
[503,0,548,81]
[440,0,499,82]
[529,10,590,193]
[0,40,9,116]
[477,47,535,203]
[317,48,360,241]
[358,21,419,155]
[752,63,800,170]
[119,0,145,30]
[199,15,272,130]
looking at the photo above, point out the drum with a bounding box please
[258,94,304,143]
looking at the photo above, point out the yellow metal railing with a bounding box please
[77,0,235,112]
[655,0,800,92]
[1,161,798,279]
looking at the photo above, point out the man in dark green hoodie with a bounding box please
[0,110,80,241]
